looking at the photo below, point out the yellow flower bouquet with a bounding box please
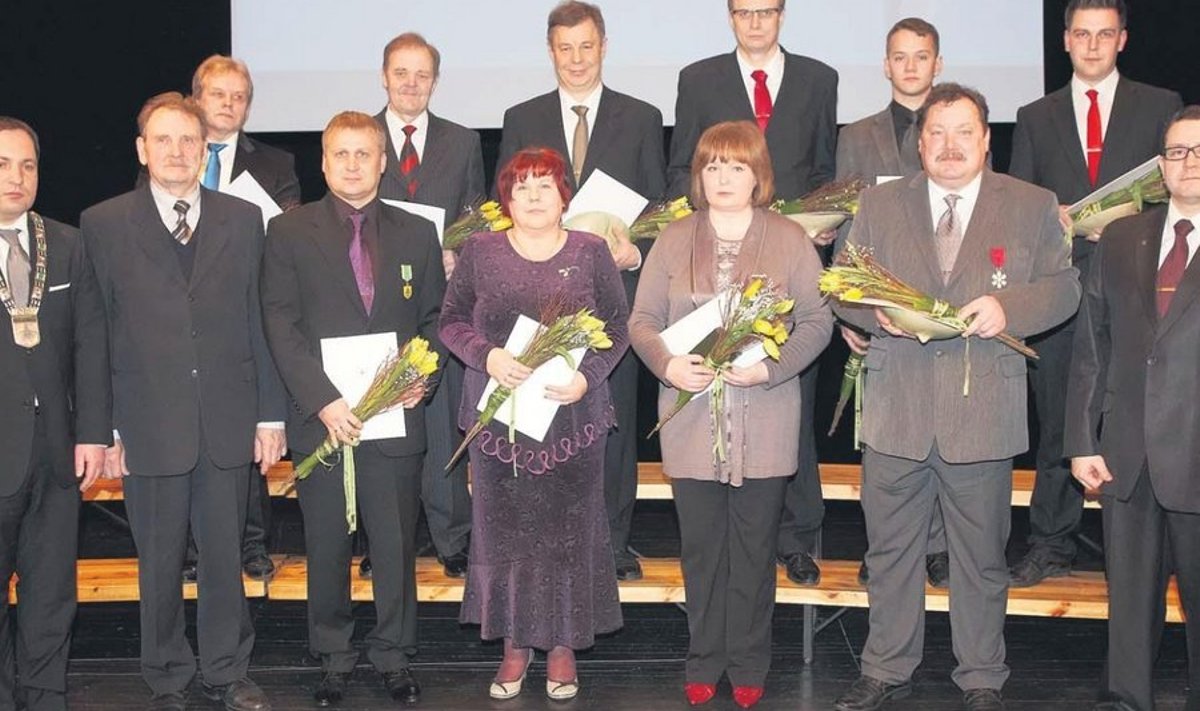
[771,177,871,238]
[629,196,694,240]
[443,200,513,251]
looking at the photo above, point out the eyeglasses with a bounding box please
[730,7,782,21]
[1163,145,1200,161]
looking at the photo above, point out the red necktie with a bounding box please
[1156,219,1194,318]
[1086,89,1102,187]
[399,124,419,198]
[751,69,772,132]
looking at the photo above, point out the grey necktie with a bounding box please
[0,228,30,306]
[171,200,192,245]
[571,105,589,184]
[935,193,963,282]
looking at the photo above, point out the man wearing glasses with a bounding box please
[1007,0,1181,589]
[667,0,837,590]
[1064,106,1200,711]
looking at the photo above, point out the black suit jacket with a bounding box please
[667,49,838,199]
[135,133,302,212]
[261,195,446,457]
[80,185,286,475]
[1065,206,1200,513]
[375,110,485,227]
[0,215,110,496]
[1008,77,1181,265]
[495,86,666,200]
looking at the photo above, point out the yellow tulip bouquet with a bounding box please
[629,196,694,240]
[443,200,514,251]
[294,336,439,532]
[771,177,871,237]
[649,276,794,462]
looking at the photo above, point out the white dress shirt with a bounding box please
[0,212,30,284]
[558,85,603,167]
[736,46,785,112]
[1159,201,1200,269]
[927,172,984,236]
[1071,70,1120,162]
[385,108,430,163]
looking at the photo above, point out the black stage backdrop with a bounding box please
[3,1,1198,224]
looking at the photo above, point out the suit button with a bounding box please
[190,368,199,378]
[191,329,198,338]
[1147,357,1156,365]
[935,350,944,358]
[188,295,196,303]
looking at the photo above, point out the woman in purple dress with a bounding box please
[439,147,629,701]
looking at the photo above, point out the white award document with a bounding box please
[476,314,586,443]
[320,332,405,440]
[381,199,446,244]
[226,172,283,230]
[659,289,767,395]
[876,175,902,185]
[1068,156,1160,212]
[563,169,649,228]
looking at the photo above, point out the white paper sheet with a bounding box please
[659,290,768,395]
[476,314,586,443]
[381,199,446,244]
[876,175,902,185]
[562,169,649,228]
[226,172,283,230]
[320,332,405,440]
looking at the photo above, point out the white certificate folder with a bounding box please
[320,332,405,440]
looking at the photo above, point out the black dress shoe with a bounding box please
[313,671,347,707]
[382,669,421,704]
[243,551,276,581]
[778,552,821,586]
[614,551,644,581]
[1009,546,1071,588]
[963,688,1004,710]
[201,678,272,711]
[857,561,869,586]
[438,550,469,578]
[926,551,950,588]
[834,675,912,711]
[358,556,372,579]
[147,692,186,711]
[181,563,198,584]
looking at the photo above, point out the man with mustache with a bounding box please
[1008,0,1181,588]
[832,84,1080,711]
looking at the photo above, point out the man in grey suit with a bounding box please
[835,17,948,589]
[1008,0,1182,587]
[494,0,665,581]
[669,0,838,586]
[83,93,286,711]
[1064,107,1200,711]
[832,84,1080,711]
[370,32,485,580]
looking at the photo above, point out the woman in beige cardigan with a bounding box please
[629,121,832,709]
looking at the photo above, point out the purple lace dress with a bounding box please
[439,230,629,649]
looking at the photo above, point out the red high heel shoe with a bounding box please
[684,682,717,706]
[733,685,764,708]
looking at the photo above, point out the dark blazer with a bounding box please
[667,49,837,199]
[0,215,110,496]
[834,171,1081,463]
[836,107,921,182]
[135,133,302,211]
[375,110,486,227]
[1008,77,1181,264]
[495,86,666,200]
[261,195,445,457]
[1064,205,1200,512]
[80,185,285,475]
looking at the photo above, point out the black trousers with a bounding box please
[297,447,420,674]
[675,477,787,687]
[1101,470,1200,711]
[418,357,471,558]
[124,452,254,696]
[0,414,77,711]
[241,467,272,558]
[776,364,825,555]
[604,348,640,556]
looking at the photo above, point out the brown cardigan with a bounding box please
[628,208,833,483]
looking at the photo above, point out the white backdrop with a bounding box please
[232,0,1043,132]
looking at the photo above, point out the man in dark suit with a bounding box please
[836,17,948,589]
[494,0,665,582]
[1064,106,1200,711]
[1008,0,1182,587]
[82,93,285,711]
[832,84,1080,711]
[189,54,297,582]
[261,111,444,707]
[0,117,109,711]
[370,33,484,580]
[669,0,837,585]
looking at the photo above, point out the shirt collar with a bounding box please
[331,194,380,224]
[1071,69,1120,98]
[928,170,984,206]
[1168,199,1200,227]
[558,85,603,116]
[386,107,429,134]
[735,46,784,78]
[0,212,28,232]
[209,131,239,150]
[888,100,917,127]
[148,180,201,213]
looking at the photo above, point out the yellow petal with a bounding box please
[842,288,864,302]
[772,325,789,344]
[578,314,606,332]
[743,278,764,299]
[775,298,795,314]
[753,318,775,336]
[492,217,513,231]
[762,337,781,360]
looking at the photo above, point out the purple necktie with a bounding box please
[348,211,374,314]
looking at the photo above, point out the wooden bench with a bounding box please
[9,558,267,604]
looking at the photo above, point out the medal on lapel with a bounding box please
[990,247,1007,290]
[401,264,413,300]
